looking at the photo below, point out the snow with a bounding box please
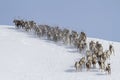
[0,25,120,80]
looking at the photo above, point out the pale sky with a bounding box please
[0,0,120,41]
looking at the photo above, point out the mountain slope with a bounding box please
[0,25,120,80]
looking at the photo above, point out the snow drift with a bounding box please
[0,25,120,80]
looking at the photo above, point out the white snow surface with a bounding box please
[0,25,120,80]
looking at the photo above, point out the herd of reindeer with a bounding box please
[13,19,115,75]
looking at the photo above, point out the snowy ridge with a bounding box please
[0,25,120,80]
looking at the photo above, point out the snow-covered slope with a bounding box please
[0,25,120,80]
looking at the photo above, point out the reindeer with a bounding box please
[86,60,92,71]
[98,58,105,72]
[79,57,86,68]
[75,61,82,72]
[92,53,97,68]
[70,30,78,44]
[13,19,22,28]
[105,63,111,75]
[79,32,87,42]
[109,44,115,55]
[89,41,96,53]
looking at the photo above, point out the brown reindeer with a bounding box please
[75,61,82,72]
[109,44,115,55]
[105,63,111,75]
[86,60,92,71]
[98,58,105,72]
[92,53,97,68]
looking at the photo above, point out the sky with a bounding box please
[0,0,120,42]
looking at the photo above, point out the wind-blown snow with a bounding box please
[0,25,120,80]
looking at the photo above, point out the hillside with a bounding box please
[0,25,120,80]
